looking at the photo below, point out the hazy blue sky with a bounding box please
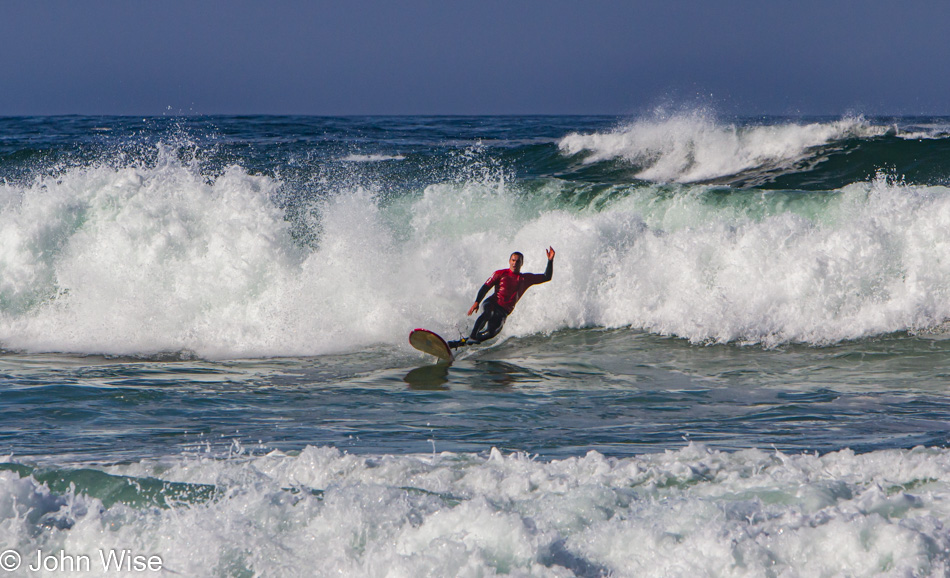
[3,1,950,116]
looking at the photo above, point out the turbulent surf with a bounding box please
[2,114,950,576]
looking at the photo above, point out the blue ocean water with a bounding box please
[2,113,950,576]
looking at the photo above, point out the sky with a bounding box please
[3,1,950,116]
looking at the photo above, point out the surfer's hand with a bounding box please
[468,302,479,316]
[546,246,555,260]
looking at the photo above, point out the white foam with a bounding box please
[0,155,527,357]
[4,150,950,356]
[897,123,950,140]
[339,154,406,163]
[2,444,948,576]
[558,111,887,183]
[0,156,309,357]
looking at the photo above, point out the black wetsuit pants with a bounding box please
[469,299,508,343]
[448,299,508,348]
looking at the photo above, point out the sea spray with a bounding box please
[558,111,888,183]
[4,150,950,356]
[0,159,306,357]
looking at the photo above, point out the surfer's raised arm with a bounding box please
[542,246,555,281]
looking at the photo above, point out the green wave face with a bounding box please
[0,463,217,510]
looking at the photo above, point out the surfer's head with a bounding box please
[509,252,524,273]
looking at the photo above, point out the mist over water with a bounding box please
[3,114,950,576]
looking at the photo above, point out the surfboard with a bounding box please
[409,329,454,362]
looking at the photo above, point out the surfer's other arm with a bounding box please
[468,283,492,316]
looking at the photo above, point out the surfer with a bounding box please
[448,247,555,349]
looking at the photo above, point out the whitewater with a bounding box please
[1,113,950,576]
[5,126,950,355]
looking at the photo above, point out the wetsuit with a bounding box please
[448,258,553,348]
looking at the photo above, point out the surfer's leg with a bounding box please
[447,309,491,349]
[446,314,485,349]
[482,307,507,341]
[450,299,507,349]
[470,305,507,343]
[468,308,492,341]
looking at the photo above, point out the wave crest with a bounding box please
[4,141,950,357]
[558,111,889,184]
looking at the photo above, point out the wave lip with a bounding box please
[558,112,889,184]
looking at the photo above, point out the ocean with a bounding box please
[1,112,949,576]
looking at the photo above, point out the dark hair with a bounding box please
[510,251,524,261]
